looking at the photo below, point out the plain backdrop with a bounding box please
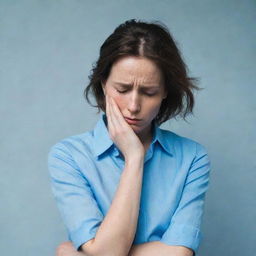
[0,1,255,255]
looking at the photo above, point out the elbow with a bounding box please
[80,239,98,256]
[80,238,128,256]
[173,245,194,256]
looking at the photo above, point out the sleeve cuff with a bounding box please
[68,221,101,251]
[160,222,202,255]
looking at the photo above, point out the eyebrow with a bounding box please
[114,82,160,89]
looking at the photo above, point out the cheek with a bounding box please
[147,99,163,112]
[108,90,128,112]
[105,88,122,105]
[145,100,163,119]
[112,94,127,111]
[150,106,161,118]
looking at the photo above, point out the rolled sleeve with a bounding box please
[160,142,211,255]
[48,142,104,250]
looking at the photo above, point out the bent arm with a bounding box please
[80,157,144,256]
[128,241,194,256]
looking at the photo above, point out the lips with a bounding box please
[124,117,141,121]
[124,117,141,125]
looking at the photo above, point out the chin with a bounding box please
[130,125,144,134]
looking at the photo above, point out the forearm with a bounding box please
[128,241,194,256]
[90,157,144,256]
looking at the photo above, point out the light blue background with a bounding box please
[1,1,255,255]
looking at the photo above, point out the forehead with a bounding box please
[109,56,163,84]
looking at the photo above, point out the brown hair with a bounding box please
[84,19,201,125]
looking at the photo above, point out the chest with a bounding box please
[80,152,191,222]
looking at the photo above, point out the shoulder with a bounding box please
[159,127,208,157]
[48,130,95,162]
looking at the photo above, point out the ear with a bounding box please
[101,81,106,95]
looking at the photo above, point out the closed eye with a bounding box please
[144,92,157,96]
[116,89,156,97]
[116,89,128,93]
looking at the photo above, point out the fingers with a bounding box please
[106,94,134,143]
[106,94,114,133]
[108,95,118,134]
[105,94,144,158]
[109,96,123,127]
[106,94,126,130]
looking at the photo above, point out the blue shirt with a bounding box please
[48,112,211,254]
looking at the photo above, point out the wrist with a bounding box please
[125,155,144,168]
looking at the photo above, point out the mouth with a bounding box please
[124,117,142,125]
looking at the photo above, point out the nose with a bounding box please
[127,92,141,114]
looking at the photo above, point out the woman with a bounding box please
[48,19,211,256]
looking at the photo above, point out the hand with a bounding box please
[105,94,145,161]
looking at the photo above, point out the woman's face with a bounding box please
[102,56,167,138]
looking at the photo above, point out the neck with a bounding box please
[138,122,154,146]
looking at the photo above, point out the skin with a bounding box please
[102,55,167,156]
[56,56,169,256]
[106,93,145,160]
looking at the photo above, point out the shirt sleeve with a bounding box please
[160,142,211,255]
[48,142,104,250]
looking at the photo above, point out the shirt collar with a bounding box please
[92,112,173,158]
[151,119,173,156]
[92,112,113,158]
